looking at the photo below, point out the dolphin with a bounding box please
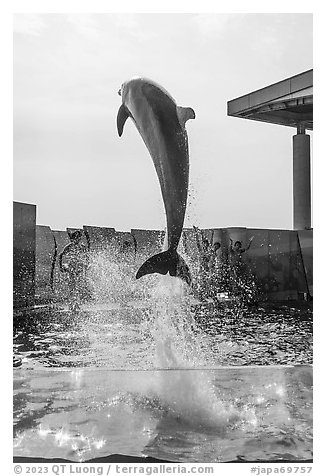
[117,77,195,285]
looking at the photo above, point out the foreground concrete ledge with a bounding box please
[13,455,313,464]
[13,363,313,374]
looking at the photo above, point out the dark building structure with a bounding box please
[227,69,313,231]
[13,201,36,308]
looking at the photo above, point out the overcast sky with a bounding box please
[13,13,312,231]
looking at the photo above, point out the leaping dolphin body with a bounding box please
[117,77,195,285]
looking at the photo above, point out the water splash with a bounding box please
[79,243,238,428]
[59,242,249,370]
[36,239,273,433]
[139,275,237,429]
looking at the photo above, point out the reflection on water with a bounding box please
[13,366,312,462]
[13,251,313,462]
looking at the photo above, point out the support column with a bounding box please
[293,126,311,230]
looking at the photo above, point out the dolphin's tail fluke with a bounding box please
[136,249,191,285]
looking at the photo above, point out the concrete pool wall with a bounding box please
[13,201,313,309]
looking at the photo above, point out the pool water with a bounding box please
[13,302,312,369]
[14,365,312,463]
[13,275,313,462]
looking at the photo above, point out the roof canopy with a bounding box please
[227,69,313,130]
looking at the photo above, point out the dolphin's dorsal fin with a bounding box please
[117,104,130,136]
[177,106,196,128]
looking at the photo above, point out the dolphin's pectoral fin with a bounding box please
[117,104,130,136]
[136,250,191,285]
[177,106,196,128]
